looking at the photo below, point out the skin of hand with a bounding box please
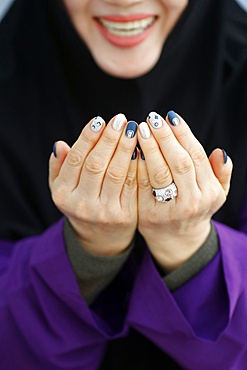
[49,114,138,256]
[49,110,232,267]
[137,112,233,272]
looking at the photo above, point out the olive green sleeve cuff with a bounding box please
[63,219,134,305]
[64,218,218,300]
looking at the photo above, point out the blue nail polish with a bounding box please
[125,121,137,138]
[222,149,228,164]
[53,142,57,158]
[131,147,137,160]
[167,110,180,126]
[140,150,145,160]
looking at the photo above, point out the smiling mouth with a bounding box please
[96,16,157,37]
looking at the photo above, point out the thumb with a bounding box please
[49,141,71,189]
[209,148,233,196]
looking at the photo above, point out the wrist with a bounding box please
[68,218,136,257]
[141,221,211,273]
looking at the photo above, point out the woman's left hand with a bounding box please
[137,111,233,272]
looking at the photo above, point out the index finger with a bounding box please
[57,116,105,191]
[165,111,215,190]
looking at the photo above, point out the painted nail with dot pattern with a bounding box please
[91,116,104,132]
[167,110,180,126]
[112,113,126,132]
[148,112,162,129]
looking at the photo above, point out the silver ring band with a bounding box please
[152,182,178,203]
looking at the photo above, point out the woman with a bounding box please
[0,0,247,368]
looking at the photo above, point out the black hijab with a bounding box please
[0,0,247,367]
[0,0,247,240]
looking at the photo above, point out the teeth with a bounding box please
[99,17,155,37]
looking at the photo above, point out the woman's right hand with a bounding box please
[49,114,138,256]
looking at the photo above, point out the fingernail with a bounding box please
[53,142,57,158]
[222,149,228,164]
[131,147,137,160]
[139,121,151,139]
[140,149,145,160]
[112,113,126,132]
[148,111,162,129]
[125,121,137,138]
[91,116,104,132]
[167,110,180,126]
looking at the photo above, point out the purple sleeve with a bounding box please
[1,212,247,369]
[126,222,247,369]
[239,188,247,234]
[0,219,128,370]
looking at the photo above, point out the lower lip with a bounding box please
[94,19,156,48]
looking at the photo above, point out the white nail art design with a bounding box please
[112,113,126,132]
[139,121,151,139]
[148,112,162,129]
[171,117,180,126]
[91,116,104,132]
[126,130,135,138]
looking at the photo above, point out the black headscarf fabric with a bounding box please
[0,0,247,241]
[1,0,247,368]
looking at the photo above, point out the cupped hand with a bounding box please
[49,114,138,256]
[137,111,233,272]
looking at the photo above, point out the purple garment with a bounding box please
[239,190,247,234]
[0,218,247,369]
[0,219,108,369]
[127,221,247,369]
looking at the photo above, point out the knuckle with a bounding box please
[118,141,133,155]
[73,204,87,220]
[80,131,96,146]
[106,166,126,184]
[153,166,171,186]
[52,186,66,210]
[102,132,118,149]
[67,149,83,168]
[95,208,117,225]
[158,132,174,146]
[124,172,136,188]
[138,178,150,190]
[183,203,199,218]
[206,184,220,204]
[146,145,161,157]
[191,146,206,163]
[173,155,192,174]
[141,211,163,228]
[177,127,192,142]
[84,155,105,175]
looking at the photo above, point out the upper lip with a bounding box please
[96,14,157,22]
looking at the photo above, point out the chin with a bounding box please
[93,53,161,79]
[101,65,155,79]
